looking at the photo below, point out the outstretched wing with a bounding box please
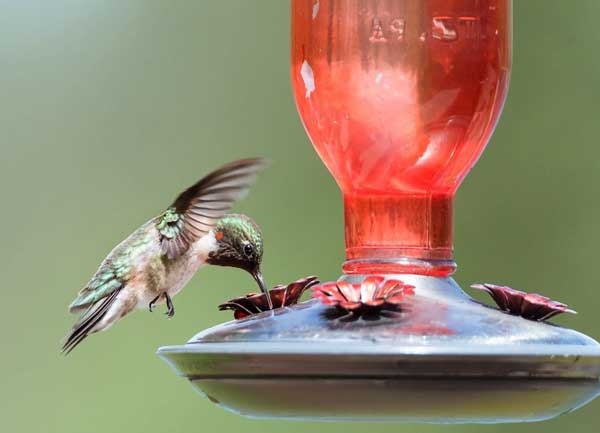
[157,157,269,259]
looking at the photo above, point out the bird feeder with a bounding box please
[158,0,600,423]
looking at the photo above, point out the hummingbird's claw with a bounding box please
[148,292,174,317]
[148,294,161,312]
[164,292,175,318]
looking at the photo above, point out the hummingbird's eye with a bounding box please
[244,243,254,258]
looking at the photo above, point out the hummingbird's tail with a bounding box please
[61,290,119,354]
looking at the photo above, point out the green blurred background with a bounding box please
[1,0,599,432]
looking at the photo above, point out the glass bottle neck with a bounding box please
[342,192,456,276]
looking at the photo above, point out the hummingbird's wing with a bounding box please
[68,241,132,313]
[157,158,269,259]
[63,225,152,353]
[63,243,131,352]
[62,290,120,354]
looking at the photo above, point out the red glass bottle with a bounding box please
[291,0,511,276]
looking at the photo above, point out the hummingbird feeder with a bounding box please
[158,0,600,423]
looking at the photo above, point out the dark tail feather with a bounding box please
[62,291,119,355]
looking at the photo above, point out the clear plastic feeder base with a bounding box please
[157,275,600,423]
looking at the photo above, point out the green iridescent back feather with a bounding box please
[68,222,155,312]
[156,207,184,240]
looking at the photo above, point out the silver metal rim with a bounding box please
[159,341,600,356]
[158,342,600,380]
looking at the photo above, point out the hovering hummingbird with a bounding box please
[62,158,270,354]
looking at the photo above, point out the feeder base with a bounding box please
[158,275,600,423]
[190,377,600,423]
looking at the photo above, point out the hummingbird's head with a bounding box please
[207,214,272,307]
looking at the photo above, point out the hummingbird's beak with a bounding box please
[252,269,273,310]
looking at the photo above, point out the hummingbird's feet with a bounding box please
[164,293,175,318]
[148,294,161,312]
[148,292,174,317]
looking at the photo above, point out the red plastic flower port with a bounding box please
[311,276,415,315]
[471,283,576,322]
[219,276,319,320]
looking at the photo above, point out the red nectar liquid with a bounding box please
[292,0,511,275]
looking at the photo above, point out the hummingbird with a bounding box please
[62,158,270,354]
